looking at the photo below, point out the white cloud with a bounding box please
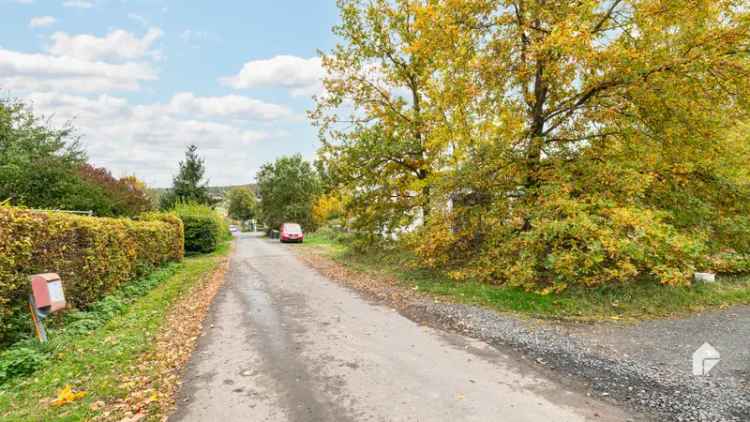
[63,0,93,8]
[0,47,157,92]
[221,55,324,97]
[13,0,34,4]
[179,29,219,48]
[167,92,292,121]
[127,13,148,27]
[24,92,280,186]
[29,16,57,28]
[0,29,162,93]
[48,28,162,61]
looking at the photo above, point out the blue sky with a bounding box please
[1,0,340,187]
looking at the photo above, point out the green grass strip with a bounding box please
[303,232,750,321]
[0,243,229,421]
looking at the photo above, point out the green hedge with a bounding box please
[182,215,220,254]
[0,207,184,345]
[173,203,228,254]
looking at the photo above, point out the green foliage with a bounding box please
[226,186,257,221]
[305,231,750,320]
[0,206,184,346]
[0,346,48,383]
[173,202,226,254]
[0,99,85,209]
[313,0,750,290]
[313,225,351,244]
[0,98,155,217]
[0,249,227,421]
[256,154,322,231]
[160,145,215,209]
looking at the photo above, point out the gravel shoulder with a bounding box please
[298,248,750,422]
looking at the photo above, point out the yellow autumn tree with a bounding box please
[310,0,442,238]
[314,0,750,289]
[312,193,345,227]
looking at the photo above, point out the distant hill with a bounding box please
[149,184,258,206]
[152,184,256,195]
[207,184,257,197]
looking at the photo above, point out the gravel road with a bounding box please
[405,302,750,422]
[169,233,635,421]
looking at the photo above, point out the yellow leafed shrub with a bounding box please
[312,194,345,227]
[0,206,184,343]
[413,195,708,291]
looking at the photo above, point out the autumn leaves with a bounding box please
[310,0,750,289]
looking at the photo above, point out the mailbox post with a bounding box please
[29,273,66,342]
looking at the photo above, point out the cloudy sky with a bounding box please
[2,0,339,187]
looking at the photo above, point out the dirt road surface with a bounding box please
[170,233,635,422]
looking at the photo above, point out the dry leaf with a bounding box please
[119,412,145,422]
[90,400,105,411]
[51,385,87,407]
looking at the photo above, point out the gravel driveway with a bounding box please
[169,233,634,421]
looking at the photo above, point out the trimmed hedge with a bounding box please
[0,207,184,345]
[138,212,185,259]
[182,215,220,254]
[173,203,228,254]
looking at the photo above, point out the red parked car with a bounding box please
[280,223,304,243]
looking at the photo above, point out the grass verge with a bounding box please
[302,232,750,321]
[0,241,230,421]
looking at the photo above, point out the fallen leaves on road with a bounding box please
[94,250,231,421]
[297,249,425,314]
[51,385,87,407]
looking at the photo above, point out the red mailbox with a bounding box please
[30,273,66,315]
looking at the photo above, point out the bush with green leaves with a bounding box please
[314,225,351,243]
[173,202,227,254]
[1,99,155,218]
[0,264,179,384]
[0,345,48,383]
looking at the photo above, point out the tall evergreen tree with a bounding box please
[160,144,214,209]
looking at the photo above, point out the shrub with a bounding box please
[414,196,707,291]
[173,202,226,254]
[139,212,185,259]
[314,225,350,243]
[183,216,219,254]
[0,264,179,384]
[0,206,183,346]
[312,194,344,227]
[0,345,47,383]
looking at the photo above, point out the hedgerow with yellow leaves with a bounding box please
[0,206,184,346]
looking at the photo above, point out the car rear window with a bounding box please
[285,224,302,233]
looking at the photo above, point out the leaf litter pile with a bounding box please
[297,249,423,312]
